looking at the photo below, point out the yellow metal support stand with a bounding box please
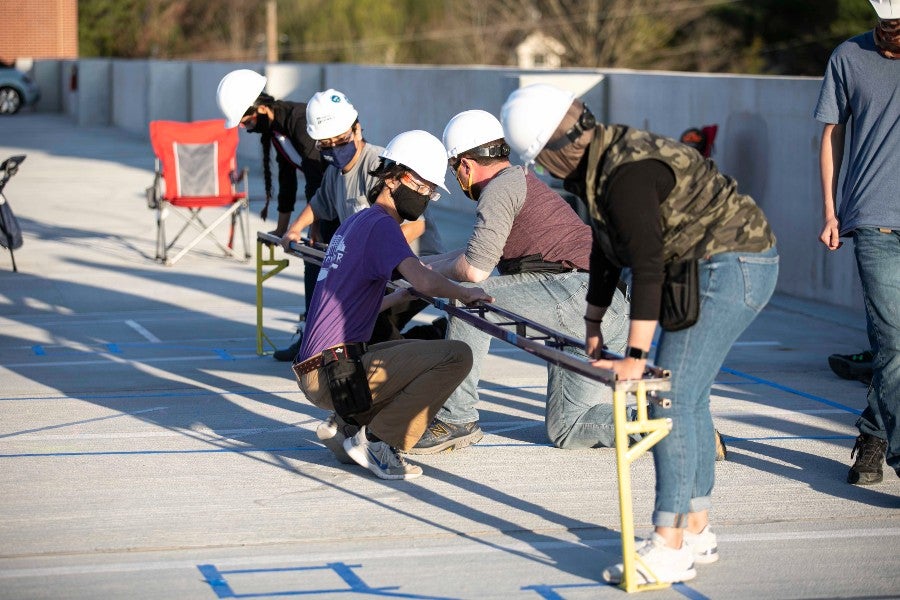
[255,237,290,356]
[613,381,673,593]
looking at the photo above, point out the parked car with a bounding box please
[0,63,40,115]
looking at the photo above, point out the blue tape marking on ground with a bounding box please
[720,366,862,415]
[196,564,236,598]
[214,349,234,360]
[197,562,454,599]
[106,343,121,353]
[672,582,712,600]
[31,345,45,356]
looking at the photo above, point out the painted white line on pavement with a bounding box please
[125,320,161,343]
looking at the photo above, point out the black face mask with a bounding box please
[246,111,270,134]
[391,184,430,221]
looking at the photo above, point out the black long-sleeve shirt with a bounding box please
[271,101,327,207]
[586,159,676,321]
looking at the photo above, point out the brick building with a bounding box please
[0,0,78,63]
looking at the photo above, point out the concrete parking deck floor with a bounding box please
[0,113,897,600]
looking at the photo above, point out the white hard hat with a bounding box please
[306,89,359,140]
[870,0,899,18]
[500,84,576,165]
[442,110,505,159]
[381,130,449,192]
[216,69,267,128]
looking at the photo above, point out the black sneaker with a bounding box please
[404,419,484,455]
[847,433,887,485]
[828,350,874,382]
[273,337,303,362]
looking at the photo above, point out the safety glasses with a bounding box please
[401,172,440,200]
[315,129,355,150]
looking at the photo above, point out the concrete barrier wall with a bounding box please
[600,70,863,309]
[112,60,148,135]
[148,61,191,123]
[33,58,862,312]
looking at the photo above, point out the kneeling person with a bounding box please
[410,110,630,454]
[294,130,493,480]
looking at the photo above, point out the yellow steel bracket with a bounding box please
[255,237,290,356]
[613,379,673,593]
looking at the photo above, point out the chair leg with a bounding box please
[165,204,244,266]
[156,204,167,263]
[241,199,251,259]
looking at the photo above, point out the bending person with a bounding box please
[501,84,778,585]
[216,70,330,361]
[294,130,493,481]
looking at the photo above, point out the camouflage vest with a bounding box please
[584,124,774,265]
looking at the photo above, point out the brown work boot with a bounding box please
[847,433,887,485]
[714,429,728,462]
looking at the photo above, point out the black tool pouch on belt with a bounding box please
[497,253,573,275]
[322,345,372,425]
[660,259,700,332]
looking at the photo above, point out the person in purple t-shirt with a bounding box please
[293,130,493,481]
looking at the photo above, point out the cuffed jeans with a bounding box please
[853,228,900,471]
[301,339,472,450]
[437,271,630,448]
[650,248,778,528]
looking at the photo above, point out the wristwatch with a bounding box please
[625,346,649,360]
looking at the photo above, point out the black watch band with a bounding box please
[625,346,649,360]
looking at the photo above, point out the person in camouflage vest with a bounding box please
[501,83,779,585]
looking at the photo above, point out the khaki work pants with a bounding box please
[300,339,473,450]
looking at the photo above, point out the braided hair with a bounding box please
[251,93,276,219]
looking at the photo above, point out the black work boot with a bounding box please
[273,336,303,362]
[847,433,887,485]
[828,350,874,382]
[404,419,483,455]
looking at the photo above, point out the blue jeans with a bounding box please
[650,248,778,528]
[853,228,900,471]
[437,271,630,448]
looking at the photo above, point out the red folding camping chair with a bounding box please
[147,119,250,266]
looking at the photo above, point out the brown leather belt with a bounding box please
[292,342,368,377]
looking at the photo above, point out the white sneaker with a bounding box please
[342,426,423,480]
[602,533,697,585]
[316,413,358,465]
[684,525,719,564]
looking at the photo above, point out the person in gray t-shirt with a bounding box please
[406,110,630,455]
[814,0,900,485]
[277,89,445,360]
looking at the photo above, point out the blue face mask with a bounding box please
[320,140,358,170]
